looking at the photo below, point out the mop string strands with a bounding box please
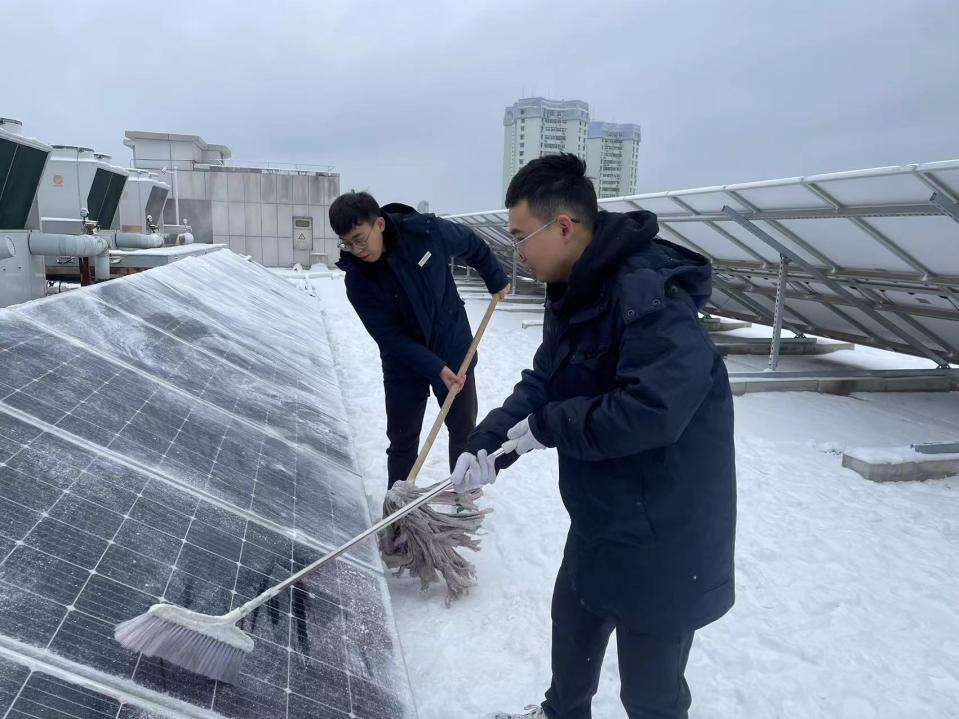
[380,441,516,602]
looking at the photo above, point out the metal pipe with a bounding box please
[94,250,110,282]
[28,232,109,257]
[114,232,163,249]
[769,257,789,371]
[173,167,180,225]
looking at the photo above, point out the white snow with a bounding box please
[312,276,959,719]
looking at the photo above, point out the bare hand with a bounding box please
[495,283,511,300]
[440,366,467,394]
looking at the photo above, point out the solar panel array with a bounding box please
[449,159,959,366]
[0,250,416,718]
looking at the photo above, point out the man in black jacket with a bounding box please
[331,192,509,489]
[450,156,736,719]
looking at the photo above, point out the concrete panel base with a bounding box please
[842,446,959,482]
[702,317,752,332]
[729,369,959,395]
[714,336,854,356]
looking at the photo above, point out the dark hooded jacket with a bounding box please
[468,210,737,635]
[336,203,507,394]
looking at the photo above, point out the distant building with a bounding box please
[585,121,641,198]
[502,99,641,200]
[502,98,589,197]
[125,131,339,267]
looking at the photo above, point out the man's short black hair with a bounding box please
[329,191,381,236]
[505,153,598,229]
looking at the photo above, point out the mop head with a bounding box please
[380,480,492,604]
[114,603,254,684]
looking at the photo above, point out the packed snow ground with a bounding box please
[310,276,959,719]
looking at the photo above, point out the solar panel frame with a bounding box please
[448,159,959,365]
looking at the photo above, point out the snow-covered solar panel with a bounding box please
[0,251,416,718]
[448,160,959,365]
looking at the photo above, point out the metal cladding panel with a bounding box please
[260,174,277,203]
[227,173,245,202]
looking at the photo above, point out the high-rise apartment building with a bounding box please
[502,98,589,196]
[502,98,641,200]
[586,121,641,198]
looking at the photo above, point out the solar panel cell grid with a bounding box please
[0,251,415,718]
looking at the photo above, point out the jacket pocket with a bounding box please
[601,502,657,546]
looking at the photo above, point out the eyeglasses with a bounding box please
[337,222,376,253]
[513,217,580,250]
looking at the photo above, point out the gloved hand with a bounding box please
[507,416,547,456]
[449,449,498,493]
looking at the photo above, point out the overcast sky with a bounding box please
[3,0,957,213]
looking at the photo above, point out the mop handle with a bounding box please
[224,441,517,621]
[405,293,501,486]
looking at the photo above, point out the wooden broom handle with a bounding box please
[405,294,501,486]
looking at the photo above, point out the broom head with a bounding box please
[114,603,254,684]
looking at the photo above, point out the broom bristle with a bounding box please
[115,604,254,684]
[380,480,492,604]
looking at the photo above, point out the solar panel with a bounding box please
[448,159,959,366]
[0,251,416,718]
[0,665,171,719]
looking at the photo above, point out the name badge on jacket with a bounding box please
[418,251,432,267]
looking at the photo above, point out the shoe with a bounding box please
[489,705,546,719]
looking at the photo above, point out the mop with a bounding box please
[380,294,500,602]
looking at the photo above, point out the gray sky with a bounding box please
[3,0,957,213]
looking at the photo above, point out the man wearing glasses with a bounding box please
[450,155,736,719]
[331,191,510,490]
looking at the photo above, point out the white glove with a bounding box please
[506,416,546,456]
[449,449,497,493]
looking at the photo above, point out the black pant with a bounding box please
[384,371,478,489]
[543,563,694,719]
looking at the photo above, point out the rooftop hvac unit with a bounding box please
[118,168,170,236]
[38,145,129,234]
[0,121,109,307]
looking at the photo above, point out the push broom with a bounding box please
[379,294,501,601]
[114,440,517,684]
[115,294,508,682]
